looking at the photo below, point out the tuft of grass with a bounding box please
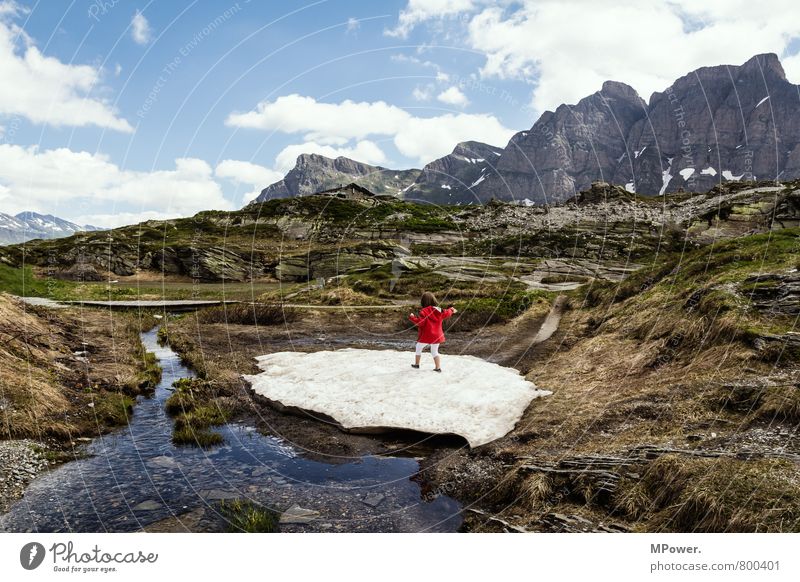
[172,426,224,448]
[447,290,551,331]
[92,392,135,426]
[195,303,298,326]
[218,499,280,533]
[134,350,162,391]
[757,384,800,422]
[615,455,800,532]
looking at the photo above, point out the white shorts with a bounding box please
[415,342,440,357]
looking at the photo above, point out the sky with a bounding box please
[1,0,800,227]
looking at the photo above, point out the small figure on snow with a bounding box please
[409,292,456,372]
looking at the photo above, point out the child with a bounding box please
[409,291,457,372]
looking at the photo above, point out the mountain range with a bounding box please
[254,53,800,206]
[0,212,103,245]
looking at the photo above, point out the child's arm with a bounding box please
[409,312,420,324]
[442,306,456,319]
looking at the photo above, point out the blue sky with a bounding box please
[1,0,799,226]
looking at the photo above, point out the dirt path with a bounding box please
[493,294,567,371]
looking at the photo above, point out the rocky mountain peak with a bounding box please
[600,80,645,104]
[740,52,786,80]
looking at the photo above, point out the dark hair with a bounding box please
[421,292,438,307]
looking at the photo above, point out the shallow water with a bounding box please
[0,329,462,533]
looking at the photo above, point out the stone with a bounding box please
[279,505,320,524]
[362,494,385,508]
[199,489,239,501]
[132,500,162,511]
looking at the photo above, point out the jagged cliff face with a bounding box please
[618,53,800,196]
[472,54,800,204]
[256,154,419,201]
[404,141,504,205]
[251,54,797,206]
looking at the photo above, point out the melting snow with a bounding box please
[470,174,486,188]
[625,182,636,193]
[634,146,647,159]
[492,151,501,156]
[755,96,770,108]
[441,184,452,189]
[722,170,745,181]
[679,168,695,180]
[659,171,673,195]
[700,167,717,176]
[244,349,550,447]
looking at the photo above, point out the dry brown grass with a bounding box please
[0,293,157,441]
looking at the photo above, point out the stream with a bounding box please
[0,328,462,533]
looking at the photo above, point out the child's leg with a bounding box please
[414,342,424,366]
[431,343,441,370]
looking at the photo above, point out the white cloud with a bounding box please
[274,140,388,173]
[215,159,283,204]
[386,0,475,38]
[346,17,360,33]
[412,85,433,101]
[463,0,800,113]
[783,52,800,84]
[131,11,151,45]
[392,113,511,163]
[437,86,469,107]
[73,210,184,229]
[226,94,409,141]
[0,8,132,131]
[226,94,513,165]
[0,144,231,221]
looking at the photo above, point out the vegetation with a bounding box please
[0,264,73,298]
[448,290,552,331]
[615,455,800,532]
[218,499,280,533]
[166,377,231,448]
[195,303,299,326]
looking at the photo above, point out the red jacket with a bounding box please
[410,305,454,344]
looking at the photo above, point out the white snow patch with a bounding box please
[659,171,673,196]
[492,151,501,156]
[519,198,536,206]
[625,182,636,193]
[470,174,486,188]
[679,168,695,180]
[722,170,745,181]
[634,146,646,159]
[736,145,742,149]
[700,167,717,176]
[244,349,550,447]
[440,184,452,190]
[756,96,770,108]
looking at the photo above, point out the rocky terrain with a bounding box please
[253,54,799,207]
[0,211,102,245]
[256,153,420,201]
[2,180,796,288]
[473,54,800,203]
[405,140,504,205]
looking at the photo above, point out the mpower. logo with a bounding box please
[20,542,46,570]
